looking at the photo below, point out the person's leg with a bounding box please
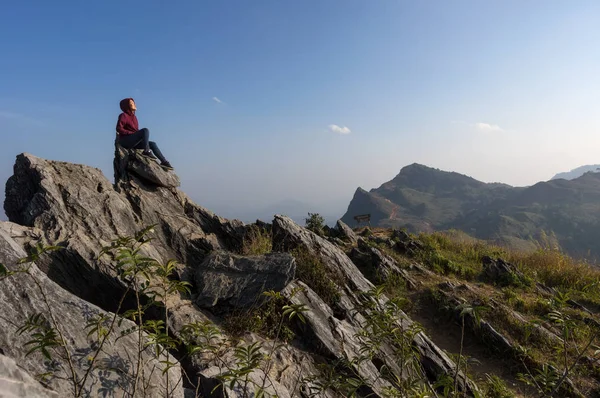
[149,141,168,164]
[118,129,146,149]
[133,128,150,151]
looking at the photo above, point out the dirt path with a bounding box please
[407,292,538,397]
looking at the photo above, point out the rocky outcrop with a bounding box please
[114,143,180,188]
[392,229,424,255]
[350,238,417,288]
[335,219,358,244]
[2,153,332,397]
[2,151,487,397]
[0,354,59,398]
[272,215,479,396]
[3,153,242,312]
[283,281,394,395]
[194,251,296,310]
[0,224,184,398]
[482,256,527,286]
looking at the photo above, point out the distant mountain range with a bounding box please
[551,164,600,181]
[341,164,600,259]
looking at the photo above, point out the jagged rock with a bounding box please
[2,152,486,396]
[283,281,393,395]
[0,354,59,398]
[3,153,243,312]
[392,229,411,242]
[2,153,250,391]
[272,215,479,396]
[183,201,246,253]
[369,235,395,247]
[3,153,339,397]
[185,328,337,398]
[408,262,435,276]
[350,238,417,288]
[114,142,180,188]
[336,219,358,244]
[0,224,184,398]
[392,229,424,255]
[200,366,292,398]
[327,236,346,247]
[194,251,296,309]
[482,256,527,285]
[252,220,272,233]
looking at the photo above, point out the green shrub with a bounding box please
[305,212,325,236]
[292,248,341,307]
[223,291,295,342]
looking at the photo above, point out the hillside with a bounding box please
[0,151,478,397]
[342,164,600,259]
[3,150,600,397]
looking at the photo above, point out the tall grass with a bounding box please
[242,225,272,255]
[414,231,504,279]
[409,230,600,298]
[509,249,600,294]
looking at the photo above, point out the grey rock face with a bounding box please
[3,153,243,312]
[283,281,394,395]
[350,239,417,288]
[272,215,479,396]
[114,143,180,188]
[0,354,59,398]
[335,219,358,244]
[194,251,296,309]
[392,229,424,255]
[3,152,486,397]
[482,256,526,285]
[0,225,183,398]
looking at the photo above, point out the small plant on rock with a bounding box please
[305,212,325,236]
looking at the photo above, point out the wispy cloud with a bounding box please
[451,120,504,133]
[474,122,504,133]
[328,124,351,134]
[212,97,223,104]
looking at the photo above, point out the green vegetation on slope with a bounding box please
[362,226,600,397]
[342,163,600,260]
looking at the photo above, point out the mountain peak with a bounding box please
[551,164,600,181]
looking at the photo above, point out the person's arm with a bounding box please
[116,114,131,135]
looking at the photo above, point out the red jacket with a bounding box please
[116,98,139,136]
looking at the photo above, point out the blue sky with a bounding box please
[2,1,600,221]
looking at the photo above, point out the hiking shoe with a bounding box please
[160,161,174,170]
[141,150,157,160]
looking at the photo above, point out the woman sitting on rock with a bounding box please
[116,98,173,170]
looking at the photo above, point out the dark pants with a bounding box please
[119,128,167,163]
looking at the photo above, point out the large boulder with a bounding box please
[194,251,296,309]
[481,256,528,286]
[335,219,358,244]
[0,223,184,398]
[350,238,417,288]
[114,142,180,188]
